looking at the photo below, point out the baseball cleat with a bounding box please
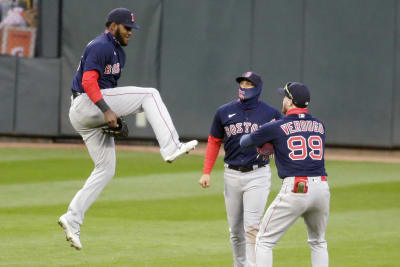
[165,140,198,163]
[58,214,82,250]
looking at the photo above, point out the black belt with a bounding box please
[228,164,266,173]
[72,91,83,99]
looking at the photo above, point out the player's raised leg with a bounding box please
[102,86,197,161]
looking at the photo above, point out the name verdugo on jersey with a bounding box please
[280,120,324,135]
[225,119,324,139]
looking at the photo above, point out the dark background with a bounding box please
[0,0,399,148]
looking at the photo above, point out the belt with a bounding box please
[296,176,327,181]
[72,91,83,99]
[228,164,266,173]
[291,176,327,181]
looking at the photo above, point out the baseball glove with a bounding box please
[256,142,274,160]
[102,117,129,138]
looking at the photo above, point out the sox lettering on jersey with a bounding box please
[224,122,259,138]
[104,63,120,75]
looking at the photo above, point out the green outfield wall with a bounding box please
[0,0,399,148]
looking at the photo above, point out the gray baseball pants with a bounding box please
[65,86,181,226]
[256,176,330,267]
[224,164,271,267]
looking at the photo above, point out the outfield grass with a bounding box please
[0,147,399,266]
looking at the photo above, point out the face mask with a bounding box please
[238,86,261,100]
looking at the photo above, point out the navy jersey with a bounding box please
[210,100,281,166]
[242,111,327,178]
[72,32,126,93]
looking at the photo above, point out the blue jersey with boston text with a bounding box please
[247,112,327,178]
[210,100,281,166]
[72,32,126,93]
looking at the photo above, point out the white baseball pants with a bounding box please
[255,176,330,267]
[66,86,182,226]
[224,164,271,267]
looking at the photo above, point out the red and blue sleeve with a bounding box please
[81,70,103,104]
[203,134,222,175]
[203,111,225,174]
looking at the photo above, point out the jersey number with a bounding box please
[287,135,323,160]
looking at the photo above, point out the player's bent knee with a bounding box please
[308,239,327,250]
[230,234,245,245]
[147,87,160,96]
[257,240,276,250]
[245,225,259,244]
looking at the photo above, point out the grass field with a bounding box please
[0,147,399,266]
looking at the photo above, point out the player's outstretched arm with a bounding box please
[240,134,254,148]
[199,174,211,188]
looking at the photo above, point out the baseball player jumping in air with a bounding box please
[199,72,281,267]
[240,82,330,267]
[58,7,198,250]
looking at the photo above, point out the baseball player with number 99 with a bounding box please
[240,82,330,267]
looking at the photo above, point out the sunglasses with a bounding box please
[284,82,294,99]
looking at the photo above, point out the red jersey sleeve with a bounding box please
[81,70,103,104]
[203,135,223,174]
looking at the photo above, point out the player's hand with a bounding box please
[104,110,118,128]
[256,142,274,160]
[199,174,211,188]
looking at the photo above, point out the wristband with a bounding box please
[95,99,110,113]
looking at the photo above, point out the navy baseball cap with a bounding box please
[277,82,310,108]
[106,8,140,30]
[236,71,262,87]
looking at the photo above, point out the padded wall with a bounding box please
[304,0,395,147]
[252,0,305,111]
[15,58,61,135]
[1,0,398,147]
[0,56,17,133]
[394,0,400,147]
[160,0,252,137]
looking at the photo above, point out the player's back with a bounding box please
[272,112,327,178]
[244,110,327,178]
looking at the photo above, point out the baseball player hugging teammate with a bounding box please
[199,72,281,267]
[240,82,330,267]
[58,7,198,250]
